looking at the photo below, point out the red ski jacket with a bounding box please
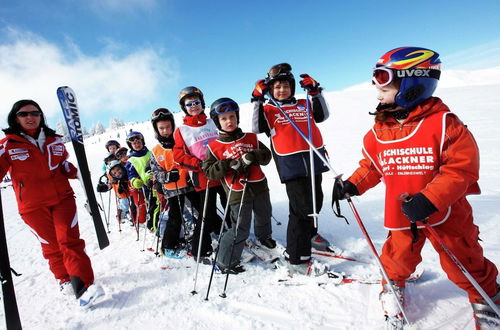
[0,133,78,214]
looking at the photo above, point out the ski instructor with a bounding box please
[0,99,103,308]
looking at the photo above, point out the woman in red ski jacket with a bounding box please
[0,99,100,304]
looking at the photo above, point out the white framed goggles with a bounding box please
[372,67,394,87]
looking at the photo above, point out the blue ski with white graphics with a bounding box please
[57,86,109,249]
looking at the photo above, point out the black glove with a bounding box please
[154,180,164,194]
[118,183,126,194]
[332,180,358,202]
[96,183,109,193]
[166,169,180,183]
[401,193,437,223]
[229,159,243,174]
[241,153,255,167]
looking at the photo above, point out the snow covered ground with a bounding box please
[1,67,499,329]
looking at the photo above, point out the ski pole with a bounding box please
[423,221,500,317]
[0,190,22,330]
[266,92,409,323]
[346,197,410,325]
[271,214,282,226]
[204,174,238,300]
[141,187,150,252]
[220,171,249,298]
[115,194,122,232]
[107,188,111,231]
[304,92,319,228]
[98,191,110,233]
[191,181,211,295]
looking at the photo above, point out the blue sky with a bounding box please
[1,0,500,130]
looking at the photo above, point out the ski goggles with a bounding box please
[266,63,293,82]
[16,111,42,117]
[151,108,172,121]
[372,67,394,87]
[185,100,202,108]
[212,100,239,115]
[128,135,142,142]
[115,148,128,158]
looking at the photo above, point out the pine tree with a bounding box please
[56,120,70,142]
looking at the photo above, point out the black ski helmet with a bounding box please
[265,63,296,97]
[105,140,120,151]
[209,98,240,131]
[126,131,145,150]
[115,147,128,159]
[178,86,205,115]
[151,108,175,138]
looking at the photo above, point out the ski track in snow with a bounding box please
[1,75,500,329]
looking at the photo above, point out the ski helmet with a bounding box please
[126,131,145,150]
[107,160,127,180]
[104,152,117,165]
[210,98,240,131]
[265,63,295,97]
[151,108,175,137]
[178,86,205,115]
[105,140,120,151]
[115,147,128,159]
[373,47,441,109]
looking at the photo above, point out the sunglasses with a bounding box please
[185,100,202,108]
[16,111,42,118]
[372,67,394,87]
[212,100,239,115]
[128,136,142,142]
[115,149,128,158]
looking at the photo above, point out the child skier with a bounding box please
[250,63,331,275]
[332,47,499,329]
[173,86,228,263]
[125,131,154,228]
[203,98,276,274]
[149,108,200,258]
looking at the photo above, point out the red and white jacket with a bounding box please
[173,113,221,191]
[0,131,77,214]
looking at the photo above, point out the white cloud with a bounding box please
[0,27,178,128]
[444,40,500,70]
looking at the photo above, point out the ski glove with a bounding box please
[131,177,144,189]
[166,169,180,183]
[299,74,321,95]
[153,180,164,195]
[229,159,243,174]
[241,153,255,166]
[332,180,358,202]
[401,193,437,223]
[251,79,268,102]
[96,183,110,193]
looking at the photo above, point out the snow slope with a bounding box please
[1,67,499,330]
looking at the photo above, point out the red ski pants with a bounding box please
[130,189,146,224]
[21,196,94,286]
[380,208,498,303]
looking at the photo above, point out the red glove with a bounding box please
[251,79,268,101]
[61,161,78,179]
[300,74,321,95]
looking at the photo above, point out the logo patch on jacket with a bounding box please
[50,145,64,156]
[8,148,28,155]
[11,153,29,161]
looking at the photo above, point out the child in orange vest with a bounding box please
[203,98,276,274]
[149,108,200,258]
[332,47,499,329]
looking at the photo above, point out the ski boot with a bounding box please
[471,289,500,329]
[380,281,406,329]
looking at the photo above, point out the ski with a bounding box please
[245,239,282,263]
[311,249,372,264]
[57,86,110,250]
[0,191,22,330]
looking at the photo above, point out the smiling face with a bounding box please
[271,80,292,101]
[218,111,238,132]
[128,136,144,151]
[184,96,203,116]
[15,104,42,131]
